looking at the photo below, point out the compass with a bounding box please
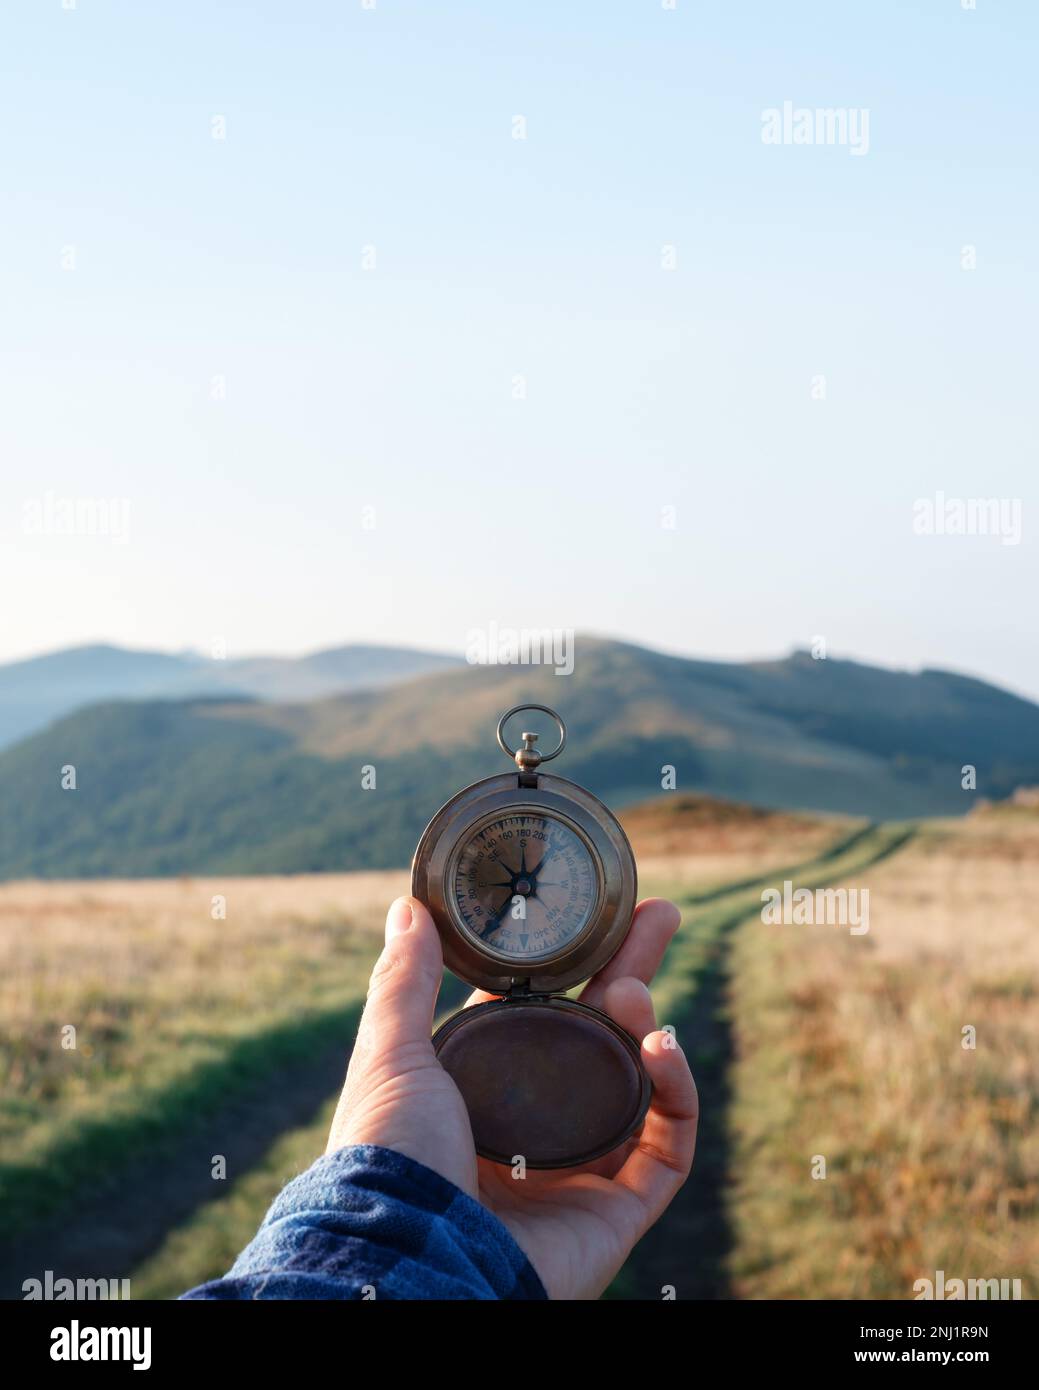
[411,704,651,1168]
[451,808,600,958]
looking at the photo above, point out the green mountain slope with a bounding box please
[0,638,1035,879]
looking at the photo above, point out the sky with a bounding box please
[1,1,1036,696]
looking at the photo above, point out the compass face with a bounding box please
[451,811,600,962]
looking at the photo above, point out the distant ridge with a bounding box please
[0,636,1036,879]
[0,642,462,751]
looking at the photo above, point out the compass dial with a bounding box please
[451,812,599,962]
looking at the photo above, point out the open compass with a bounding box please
[412,704,651,1168]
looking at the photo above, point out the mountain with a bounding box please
[1,637,1036,879]
[0,642,461,750]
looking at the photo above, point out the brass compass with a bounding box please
[412,704,651,1168]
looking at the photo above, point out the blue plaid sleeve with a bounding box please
[179,1144,548,1301]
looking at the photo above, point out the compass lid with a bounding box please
[433,996,652,1168]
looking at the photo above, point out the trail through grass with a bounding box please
[617,822,916,1299]
[129,825,916,1299]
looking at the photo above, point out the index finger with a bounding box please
[611,1028,698,1225]
[578,897,681,1010]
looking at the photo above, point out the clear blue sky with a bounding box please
[1,1,1036,695]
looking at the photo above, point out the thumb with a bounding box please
[328,895,476,1192]
[353,896,444,1069]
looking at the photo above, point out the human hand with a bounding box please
[325,895,698,1300]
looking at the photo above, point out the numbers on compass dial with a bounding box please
[452,813,598,961]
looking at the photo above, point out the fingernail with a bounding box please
[386,897,414,940]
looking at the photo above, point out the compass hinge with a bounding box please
[504,980,562,1002]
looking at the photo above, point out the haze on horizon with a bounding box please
[3,629,1037,709]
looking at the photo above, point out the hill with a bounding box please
[0,637,1036,878]
[0,642,461,750]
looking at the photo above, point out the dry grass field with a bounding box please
[0,872,402,1244]
[621,794,855,897]
[728,807,1039,1298]
[1,798,1034,1300]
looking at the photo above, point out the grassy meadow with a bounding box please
[727,806,1039,1299]
[0,873,399,1245]
[0,796,1034,1299]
